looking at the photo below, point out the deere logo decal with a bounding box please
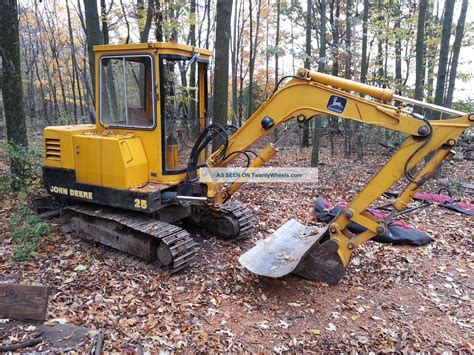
[327,95,347,114]
[49,185,93,200]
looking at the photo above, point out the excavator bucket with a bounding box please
[239,219,346,285]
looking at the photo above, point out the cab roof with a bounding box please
[93,42,213,59]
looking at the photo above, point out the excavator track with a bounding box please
[188,201,257,240]
[219,202,257,239]
[61,204,197,273]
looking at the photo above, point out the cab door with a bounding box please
[159,55,209,175]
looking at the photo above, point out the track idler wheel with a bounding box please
[157,243,174,266]
[187,202,256,240]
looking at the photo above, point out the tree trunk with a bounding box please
[425,0,437,103]
[0,0,29,185]
[302,0,312,148]
[414,0,427,112]
[272,0,281,139]
[155,0,164,41]
[343,0,352,158]
[24,10,43,121]
[100,0,109,44]
[138,0,154,43]
[444,0,468,109]
[119,0,131,43]
[311,0,326,167]
[66,0,78,123]
[264,6,269,96]
[360,0,369,84]
[394,0,402,93]
[212,0,233,150]
[330,0,340,77]
[231,0,240,125]
[375,0,384,86]
[188,0,197,129]
[329,0,340,156]
[275,0,281,88]
[433,0,455,115]
[247,0,261,119]
[83,0,104,104]
[205,0,211,49]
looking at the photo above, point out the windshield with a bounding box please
[161,56,206,172]
[99,55,155,128]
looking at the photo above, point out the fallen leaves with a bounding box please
[1,146,473,352]
[306,328,320,336]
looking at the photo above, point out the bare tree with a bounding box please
[247,0,262,118]
[138,0,154,43]
[360,0,369,84]
[66,0,78,123]
[394,0,402,93]
[0,0,29,185]
[343,0,352,157]
[212,0,233,149]
[154,0,164,41]
[445,0,469,109]
[301,0,312,148]
[275,0,281,89]
[433,0,455,114]
[231,0,243,125]
[414,0,428,112]
[83,0,104,103]
[311,0,326,167]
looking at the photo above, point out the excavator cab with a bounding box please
[43,43,212,197]
[96,43,211,179]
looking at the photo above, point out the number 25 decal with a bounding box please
[134,198,148,209]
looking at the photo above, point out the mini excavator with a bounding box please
[42,42,473,284]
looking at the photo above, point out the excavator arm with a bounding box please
[201,68,473,284]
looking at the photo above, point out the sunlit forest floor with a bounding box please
[1,142,473,352]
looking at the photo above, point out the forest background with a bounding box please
[0,0,472,180]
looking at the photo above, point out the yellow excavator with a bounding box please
[42,42,473,284]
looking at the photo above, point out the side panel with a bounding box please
[101,136,148,189]
[73,135,102,186]
[43,124,96,169]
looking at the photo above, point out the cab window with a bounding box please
[161,56,205,172]
[100,55,155,128]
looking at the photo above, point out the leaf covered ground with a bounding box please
[1,146,473,352]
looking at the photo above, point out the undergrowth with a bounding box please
[0,142,42,194]
[8,203,50,261]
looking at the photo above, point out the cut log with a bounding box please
[0,283,49,321]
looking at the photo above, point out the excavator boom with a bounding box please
[204,68,473,284]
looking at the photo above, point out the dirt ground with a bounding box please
[1,146,473,352]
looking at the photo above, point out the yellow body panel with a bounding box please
[73,134,102,185]
[44,124,96,169]
[101,135,148,189]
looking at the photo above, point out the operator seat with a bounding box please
[128,106,150,127]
